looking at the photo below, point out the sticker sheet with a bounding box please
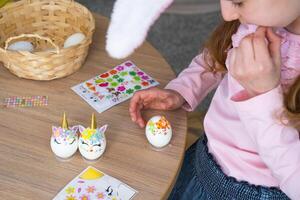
[72,61,159,113]
[53,166,137,200]
[2,96,48,108]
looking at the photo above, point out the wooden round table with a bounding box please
[0,14,187,200]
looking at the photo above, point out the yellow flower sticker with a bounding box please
[65,186,75,194]
[65,195,76,200]
[82,128,96,140]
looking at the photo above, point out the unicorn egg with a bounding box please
[50,126,78,159]
[50,113,78,159]
[78,114,108,160]
[145,116,172,148]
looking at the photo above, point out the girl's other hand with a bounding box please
[129,87,185,128]
[229,27,282,97]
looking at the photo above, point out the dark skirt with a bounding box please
[168,136,290,200]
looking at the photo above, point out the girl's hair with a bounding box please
[204,19,300,130]
[283,76,300,129]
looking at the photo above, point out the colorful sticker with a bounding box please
[72,61,159,113]
[52,126,78,145]
[147,116,171,135]
[3,96,48,108]
[53,166,137,200]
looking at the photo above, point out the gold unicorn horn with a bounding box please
[90,113,97,130]
[61,112,69,130]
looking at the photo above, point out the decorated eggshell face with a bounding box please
[78,125,108,160]
[145,116,172,148]
[50,126,78,159]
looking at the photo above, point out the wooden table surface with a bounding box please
[0,14,187,200]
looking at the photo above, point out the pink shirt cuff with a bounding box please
[165,83,197,111]
[231,85,284,117]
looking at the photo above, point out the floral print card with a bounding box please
[72,61,159,113]
[53,166,137,200]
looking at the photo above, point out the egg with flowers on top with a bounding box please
[50,113,78,159]
[50,126,78,159]
[78,124,108,160]
[145,116,172,148]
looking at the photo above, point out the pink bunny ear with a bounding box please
[106,0,174,59]
[70,125,79,133]
[98,124,108,134]
[78,125,86,134]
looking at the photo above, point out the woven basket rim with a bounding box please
[0,32,95,54]
[0,0,96,53]
[0,0,96,51]
[0,0,96,80]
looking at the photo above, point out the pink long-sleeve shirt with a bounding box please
[165,24,300,200]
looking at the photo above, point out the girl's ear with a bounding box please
[106,0,174,59]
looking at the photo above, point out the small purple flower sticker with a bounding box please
[142,75,149,80]
[137,71,144,76]
[125,62,132,66]
[116,66,124,71]
[117,86,126,92]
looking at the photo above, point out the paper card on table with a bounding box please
[53,166,137,200]
[72,61,159,113]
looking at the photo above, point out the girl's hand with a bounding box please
[229,27,282,98]
[129,87,185,128]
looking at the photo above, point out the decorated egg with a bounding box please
[145,116,172,148]
[78,114,108,160]
[7,41,34,52]
[50,113,78,159]
[63,32,86,48]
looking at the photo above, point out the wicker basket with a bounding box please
[0,0,95,80]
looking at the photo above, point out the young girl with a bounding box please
[129,0,300,199]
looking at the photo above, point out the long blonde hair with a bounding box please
[204,19,300,130]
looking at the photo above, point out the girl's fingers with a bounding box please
[129,91,144,121]
[228,47,237,71]
[266,28,281,65]
[129,90,150,128]
[239,34,255,61]
[253,27,270,61]
[129,94,146,127]
[135,103,145,128]
[229,47,245,79]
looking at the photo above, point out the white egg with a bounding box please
[78,137,106,160]
[50,126,79,159]
[63,32,86,48]
[145,116,172,148]
[78,125,108,161]
[7,41,34,52]
[50,136,78,159]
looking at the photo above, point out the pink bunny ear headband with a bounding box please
[106,0,174,59]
